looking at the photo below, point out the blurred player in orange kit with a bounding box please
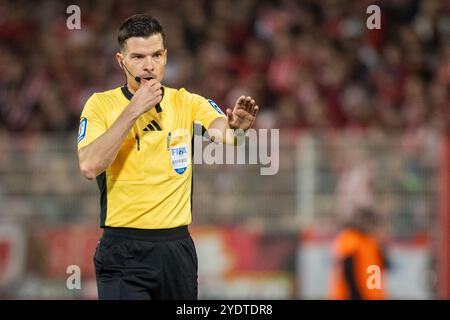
[329,207,390,300]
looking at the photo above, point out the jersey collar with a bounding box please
[121,84,134,100]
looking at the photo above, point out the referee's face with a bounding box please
[116,33,167,92]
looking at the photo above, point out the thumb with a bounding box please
[226,108,233,122]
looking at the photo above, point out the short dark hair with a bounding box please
[118,14,166,51]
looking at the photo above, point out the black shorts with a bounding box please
[94,226,198,300]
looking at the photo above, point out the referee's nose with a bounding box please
[143,56,155,73]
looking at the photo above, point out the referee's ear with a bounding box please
[163,48,168,65]
[116,52,125,69]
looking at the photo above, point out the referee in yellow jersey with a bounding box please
[77,14,259,300]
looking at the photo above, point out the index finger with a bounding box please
[236,96,246,105]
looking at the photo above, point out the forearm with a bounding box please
[208,118,244,146]
[218,127,241,146]
[79,106,140,179]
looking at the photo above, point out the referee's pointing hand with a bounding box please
[130,78,163,115]
[226,96,259,131]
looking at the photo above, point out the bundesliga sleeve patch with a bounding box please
[208,99,225,115]
[77,118,87,143]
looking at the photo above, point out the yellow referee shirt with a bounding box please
[77,85,227,229]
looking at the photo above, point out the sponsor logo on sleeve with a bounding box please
[77,118,87,143]
[208,99,225,115]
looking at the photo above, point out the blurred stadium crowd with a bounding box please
[0,0,448,133]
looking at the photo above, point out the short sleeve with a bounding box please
[77,94,107,150]
[187,91,227,129]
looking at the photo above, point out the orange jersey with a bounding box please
[329,229,387,300]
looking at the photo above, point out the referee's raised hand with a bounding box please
[129,78,163,115]
[226,96,259,131]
